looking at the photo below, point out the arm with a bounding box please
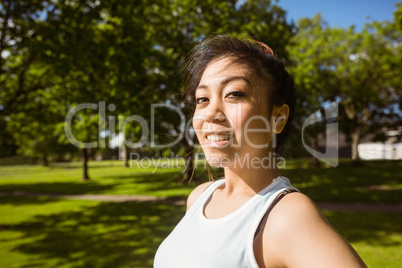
[255,193,366,268]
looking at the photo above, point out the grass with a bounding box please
[0,159,401,267]
[0,196,185,268]
[282,160,402,203]
[1,159,401,203]
[325,211,402,267]
[0,197,401,267]
[0,160,196,197]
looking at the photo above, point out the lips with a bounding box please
[206,134,233,141]
[204,130,234,147]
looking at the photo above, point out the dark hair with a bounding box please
[182,34,295,181]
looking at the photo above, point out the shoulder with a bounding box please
[186,181,215,211]
[257,192,366,267]
[269,191,323,225]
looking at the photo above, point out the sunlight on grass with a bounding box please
[0,161,195,197]
[1,197,401,267]
[324,210,402,267]
[3,159,400,202]
[0,196,186,268]
[0,159,401,267]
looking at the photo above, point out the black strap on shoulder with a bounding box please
[254,189,298,238]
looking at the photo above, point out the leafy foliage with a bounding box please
[287,10,401,161]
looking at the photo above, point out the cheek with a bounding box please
[192,117,205,141]
[233,106,256,133]
[237,106,272,141]
[192,117,201,129]
[241,107,254,125]
[192,109,203,128]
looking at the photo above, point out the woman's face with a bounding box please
[192,57,277,168]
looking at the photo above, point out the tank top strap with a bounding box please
[245,177,299,266]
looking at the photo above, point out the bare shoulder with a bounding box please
[270,192,325,224]
[186,181,214,211]
[259,192,366,267]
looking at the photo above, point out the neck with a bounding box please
[222,156,281,196]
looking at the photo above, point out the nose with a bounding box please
[204,99,226,123]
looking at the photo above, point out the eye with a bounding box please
[196,96,209,105]
[225,90,246,100]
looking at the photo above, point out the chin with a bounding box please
[206,160,230,168]
[204,152,233,168]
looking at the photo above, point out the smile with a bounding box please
[206,134,233,141]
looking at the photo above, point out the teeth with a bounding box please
[207,134,232,141]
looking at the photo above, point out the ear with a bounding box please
[272,104,290,134]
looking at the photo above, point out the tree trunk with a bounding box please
[312,136,321,167]
[351,127,361,163]
[41,155,49,166]
[123,143,129,168]
[82,148,90,180]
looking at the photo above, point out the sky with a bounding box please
[276,0,400,29]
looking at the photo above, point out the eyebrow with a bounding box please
[196,76,252,91]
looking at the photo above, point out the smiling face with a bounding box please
[192,57,278,168]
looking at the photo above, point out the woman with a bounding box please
[154,35,366,267]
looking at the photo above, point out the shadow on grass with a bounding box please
[2,199,402,268]
[5,201,185,268]
[0,170,195,205]
[112,171,196,190]
[0,182,115,201]
[325,211,402,247]
[112,170,184,183]
[0,195,65,206]
[1,160,400,205]
[282,161,402,204]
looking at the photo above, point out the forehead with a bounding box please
[197,57,270,103]
[197,57,271,100]
[199,57,256,82]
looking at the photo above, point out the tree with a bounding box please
[0,1,78,163]
[288,11,401,163]
[1,0,296,180]
[7,79,77,165]
[0,1,54,117]
[286,15,331,164]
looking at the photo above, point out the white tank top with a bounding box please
[154,176,298,267]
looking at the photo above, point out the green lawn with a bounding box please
[0,160,195,197]
[0,196,185,268]
[282,160,402,203]
[0,159,401,267]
